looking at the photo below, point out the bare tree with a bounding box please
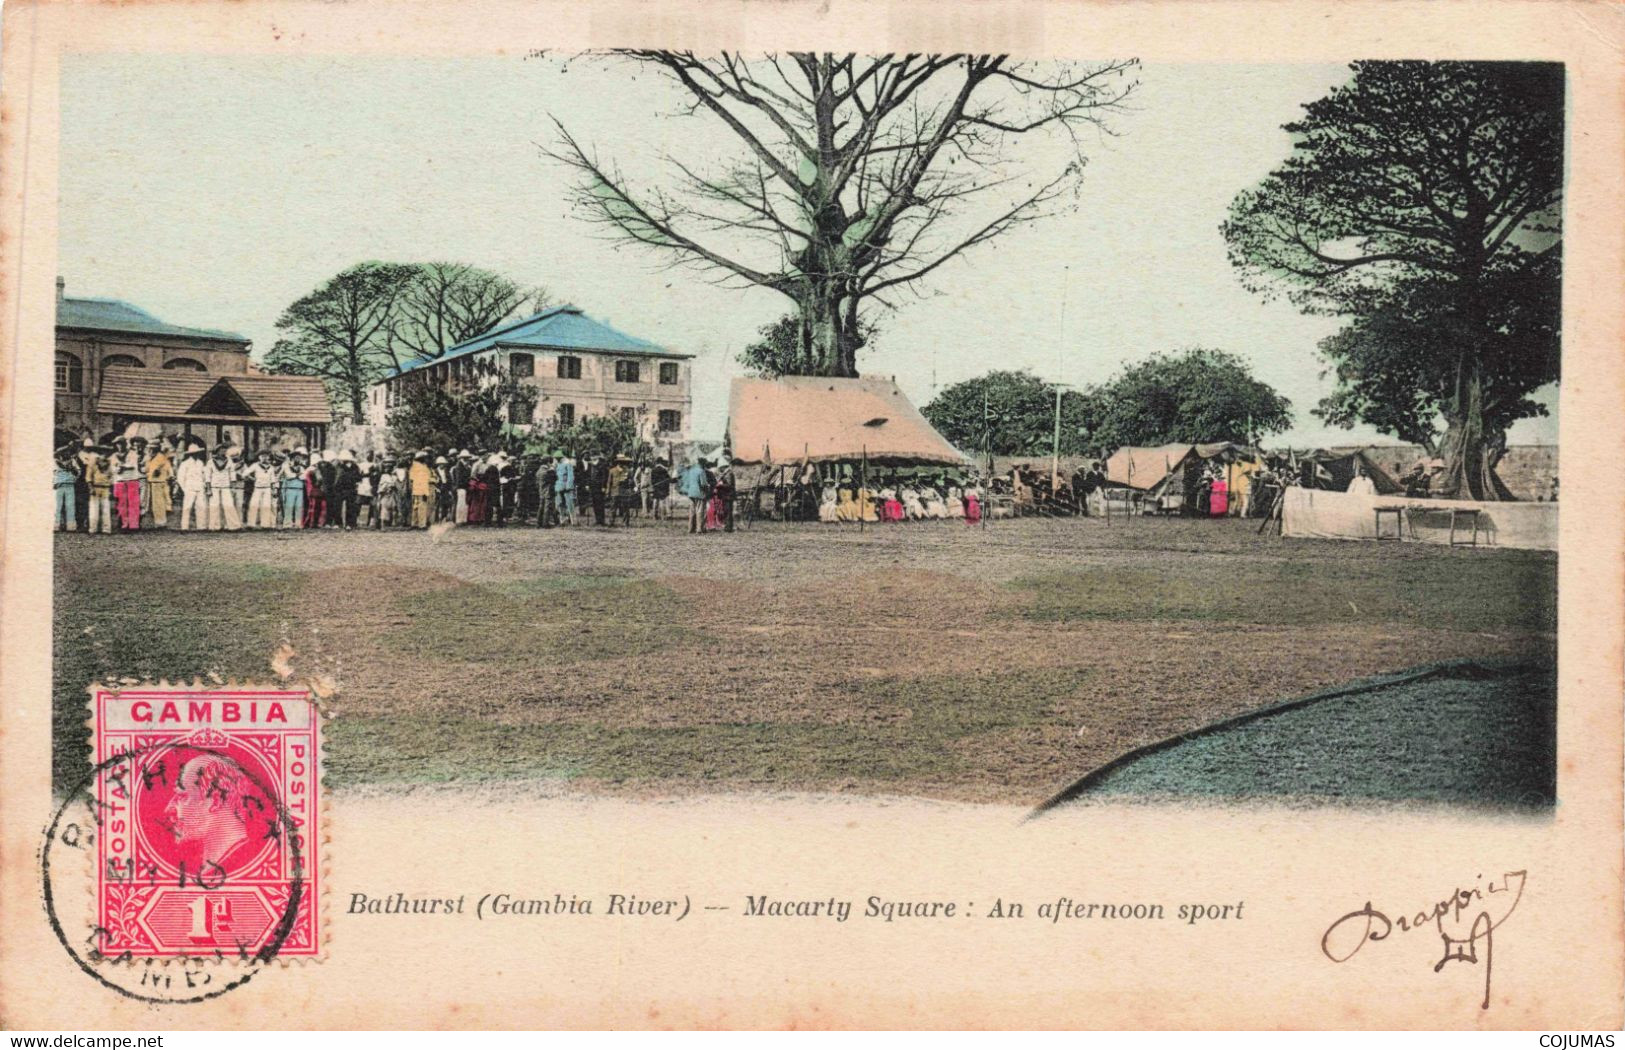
[390,262,554,362]
[266,262,416,424]
[547,52,1137,377]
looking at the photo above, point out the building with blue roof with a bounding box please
[54,277,333,450]
[368,304,693,446]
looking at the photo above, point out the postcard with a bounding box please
[1,0,1620,1030]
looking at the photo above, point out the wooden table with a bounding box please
[1447,507,1484,546]
[1373,504,1409,541]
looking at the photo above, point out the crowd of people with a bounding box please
[52,434,755,534]
[68,433,1536,537]
[804,469,987,525]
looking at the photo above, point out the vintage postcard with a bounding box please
[1,0,1621,1031]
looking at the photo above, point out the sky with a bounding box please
[58,54,1560,448]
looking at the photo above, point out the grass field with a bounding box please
[53,516,1557,804]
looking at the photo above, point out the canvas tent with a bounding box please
[1103,443,1193,491]
[1296,447,1404,495]
[726,376,966,467]
[1143,442,1264,514]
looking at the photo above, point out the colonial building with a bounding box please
[54,278,331,449]
[368,304,694,447]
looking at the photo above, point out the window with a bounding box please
[508,398,532,425]
[659,361,679,385]
[556,355,582,380]
[163,358,207,372]
[556,403,575,426]
[510,353,534,378]
[619,406,637,424]
[102,354,145,369]
[55,352,83,393]
[658,410,682,433]
[614,360,640,383]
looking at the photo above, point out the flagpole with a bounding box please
[860,444,867,534]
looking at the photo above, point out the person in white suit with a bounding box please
[206,449,242,531]
[175,446,209,531]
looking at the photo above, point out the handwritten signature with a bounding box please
[1321,870,1527,1010]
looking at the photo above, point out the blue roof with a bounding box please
[387,305,689,378]
[56,296,249,343]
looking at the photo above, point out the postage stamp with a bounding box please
[89,686,321,961]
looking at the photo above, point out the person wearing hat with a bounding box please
[144,439,174,528]
[551,450,575,526]
[306,449,334,528]
[515,454,539,525]
[278,448,306,528]
[649,459,671,521]
[357,449,379,529]
[331,449,360,529]
[85,444,114,534]
[225,446,248,528]
[388,455,408,527]
[71,436,94,531]
[608,454,631,528]
[424,452,445,523]
[111,435,143,532]
[246,449,280,529]
[709,456,736,533]
[584,453,610,527]
[374,456,399,528]
[449,451,472,525]
[206,446,243,531]
[485,452,507,527]
[533,454,556,528]
[175,442,209,530]
[54,445,80,532]
[408,451,433,529]
[677,455,709,534]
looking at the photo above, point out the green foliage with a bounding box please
[544,411,638,461]
[1313,258,1559,455]
[266,262,417,423]
[1088,348,1292,450]
[737,313,879,377]
[267,261,548,424]
[1222,60,1563,497]
[387,361,538,452]
[922,370,1095,457]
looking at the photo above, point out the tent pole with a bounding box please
[860,445,867,534]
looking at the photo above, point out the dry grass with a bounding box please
[53,516,1556,803]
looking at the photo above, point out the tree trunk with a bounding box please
[1433,359,1512,501]
[795,281,862,378]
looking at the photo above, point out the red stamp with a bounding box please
[92,687,321,960]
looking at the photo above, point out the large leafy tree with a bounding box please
[267,262,548,424]
[1312,257,1559,486]
[265,262,416,424]
[922,370,1095,461]
[549,52,1137,377]
[1223,60,1563,500]
[1087,348,1292,450]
